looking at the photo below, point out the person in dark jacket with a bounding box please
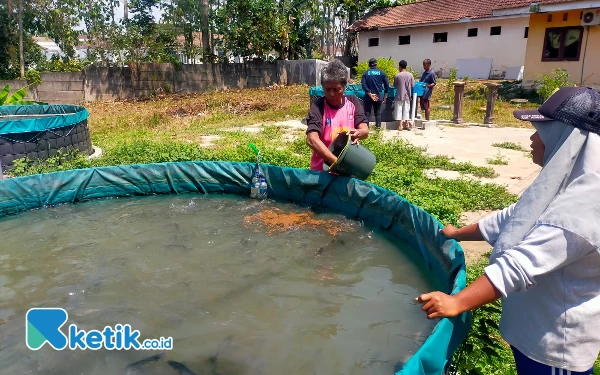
[361,58,389,129]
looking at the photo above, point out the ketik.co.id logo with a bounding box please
[26,308,173,350]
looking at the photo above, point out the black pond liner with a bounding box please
[0,161,472,374]
[0,105,93,170]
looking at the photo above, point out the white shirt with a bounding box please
[479,203,600,372]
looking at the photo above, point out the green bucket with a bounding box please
[324,132,376,180]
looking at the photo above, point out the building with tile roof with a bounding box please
[349,0,597,81]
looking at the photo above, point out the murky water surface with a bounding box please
[0,194,436,374]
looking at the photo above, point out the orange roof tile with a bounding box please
[349,0,583,31]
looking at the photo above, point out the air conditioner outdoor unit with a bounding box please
[582,9,600,26]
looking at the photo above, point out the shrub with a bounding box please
[407,66,419,80]
[535,69,576,102]
[355,57,398,84]
[25,70,42,86]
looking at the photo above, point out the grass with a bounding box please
[492,142,528,152]
[426,79,539,128]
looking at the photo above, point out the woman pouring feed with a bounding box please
[417,87,600,374]
[305,59,369,171]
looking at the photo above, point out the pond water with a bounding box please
[0,194,436,375]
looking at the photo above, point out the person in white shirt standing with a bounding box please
[392,60,415,131]
[417,87,600,375]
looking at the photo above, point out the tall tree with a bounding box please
[200,0,210,60]
[18,0,23,77]
[215,0,283,60]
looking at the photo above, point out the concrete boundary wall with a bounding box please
[1,60,332,105]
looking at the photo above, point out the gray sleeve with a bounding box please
[477,203,517,246]
[484,224,597,297]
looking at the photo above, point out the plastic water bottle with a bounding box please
[259,178,268,200]
[250,172,260,199]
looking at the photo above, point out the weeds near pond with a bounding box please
[492,142,527,152]
[486,153,509,166]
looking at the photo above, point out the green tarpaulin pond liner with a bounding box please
[0,161,472,374]
[0,104,93,170]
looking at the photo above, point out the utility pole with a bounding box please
[123,0,128,20]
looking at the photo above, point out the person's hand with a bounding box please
[349,129,361,144]
[439,224,460,240]
[369,93,379,102]
[417,292,461,319]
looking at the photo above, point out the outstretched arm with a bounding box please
[418,274,501,319]
[440,222,485,242]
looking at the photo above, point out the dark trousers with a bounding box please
[363,98,382,129]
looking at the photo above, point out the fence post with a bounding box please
[452,81,466,124]
[484,83,501,126]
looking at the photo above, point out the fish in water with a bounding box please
[124,353,165,374]
[209,335,234,366]
[167,360,198,375]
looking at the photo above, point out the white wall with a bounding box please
[357,16,529,78]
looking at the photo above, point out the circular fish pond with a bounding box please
[0,162,470,375]
[0,105,93,170]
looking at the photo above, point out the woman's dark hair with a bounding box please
[321,60,348,86]
[399,60,408,69]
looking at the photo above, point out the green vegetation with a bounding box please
[492,142,528,152]
[0,84,46,105]
[429,79,539,128]
[355,57,399,83]
[486,152,509,166]
[535,69,576,103]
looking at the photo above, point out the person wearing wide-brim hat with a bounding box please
[417,87,600,374]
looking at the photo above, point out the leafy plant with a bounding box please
[355,57,398,84]
[535,69,576,103]
[492,142,527,152]
[25,70,42,86]
[444,67,459,104]
[487,152,509,166]
[0,85,47,105]
[9,149,92,176]
[38,56,92,73]
[407,66,419,80]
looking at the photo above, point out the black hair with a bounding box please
[399,60,408,69]
[423,59,432,65]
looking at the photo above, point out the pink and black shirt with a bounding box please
[305,96,367,171]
